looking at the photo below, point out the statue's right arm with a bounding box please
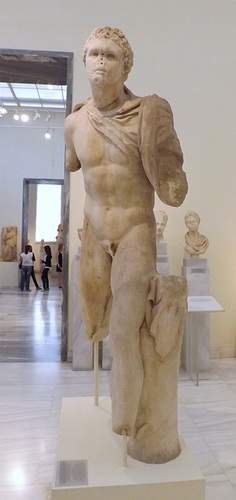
[64,114,81,172]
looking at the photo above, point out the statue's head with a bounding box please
[156,210,168,230]
[184,210,200,230]
[156,210,168,226]
[156,210,168,241]
[82,26,134,79]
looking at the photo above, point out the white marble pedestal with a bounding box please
[156,242,169,275]
[0,261,18,288]
[185,296,224,385]
[181,258,210,372]
[52,397,205,500]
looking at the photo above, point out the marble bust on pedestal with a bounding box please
[184,211,209,258]
[156,210,168,243]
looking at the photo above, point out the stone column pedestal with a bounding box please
[156,242,169,275]
[181,258,210,373]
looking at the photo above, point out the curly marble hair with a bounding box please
[82,26,134,75]
[156,210,168,225]
[184,210,200,224]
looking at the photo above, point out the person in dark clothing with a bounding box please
[41,245,52,291]
[56,243,63,288]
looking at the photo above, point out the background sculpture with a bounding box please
[56,222,63,245]
[184,210,209,257]
[65,26,188,463]
[0,226,17,262]
[156,210,168,243]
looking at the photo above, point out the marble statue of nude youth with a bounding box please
[65,27,188,462]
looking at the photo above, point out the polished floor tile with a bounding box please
[0,280,61,362]
[0,286,236,499]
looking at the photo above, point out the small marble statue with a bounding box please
[184,210,209,258]
[1,226,17,261]
[156,210,168,243]
[56,223,63,245]
[65,26,188,463]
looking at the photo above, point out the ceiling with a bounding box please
[0,82,67,111]
[0,53,68,113]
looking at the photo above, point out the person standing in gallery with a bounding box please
[41,245,52,291]
[28,245,41,290]
[19,245,33,291]
[56,243,63,288]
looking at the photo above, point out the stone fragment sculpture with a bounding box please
[0,226,17,262]
[156,210,168,243]
[65,26,188,463]
[184,210,209,258]
[56,223,63,245]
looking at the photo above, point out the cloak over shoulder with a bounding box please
[73,89,188,207]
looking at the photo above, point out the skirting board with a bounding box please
[52,397,205,500]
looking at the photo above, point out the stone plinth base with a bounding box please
[156,242,169,275]
[182,258,210,372]
[182,258,209,295]
[52,397,205,500]
[0,261,18,287]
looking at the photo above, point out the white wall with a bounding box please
[0,0,235,356]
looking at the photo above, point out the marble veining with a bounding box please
[0,286,236,498]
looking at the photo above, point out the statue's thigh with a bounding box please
[110,244,154,332]
[79,228,112,322]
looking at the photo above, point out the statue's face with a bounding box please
[156,219,166,235]
[185,215,199,231]
[85,38,125,87]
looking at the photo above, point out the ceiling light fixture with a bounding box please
[33,111,41,121]
[0,104,8,115]
[21,113,29,123]
[13,111,20,121]
[45,129,51,139]
[45,112,52,122]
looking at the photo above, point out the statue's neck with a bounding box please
[91,83,129,111]
[188,230,199,238]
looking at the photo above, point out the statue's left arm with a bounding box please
[138,95,188,207]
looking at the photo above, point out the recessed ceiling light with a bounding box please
[0,106,8,115]
[45,129,51,139]
[21,113,29,122]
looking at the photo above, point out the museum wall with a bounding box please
[0,0,235,357]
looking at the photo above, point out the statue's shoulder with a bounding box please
[73,96,91,113]
[141,94,171,111]
[64,97,91,130]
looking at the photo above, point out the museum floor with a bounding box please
[0,283,236,499]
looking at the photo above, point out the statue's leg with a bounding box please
[109,222,156,436]
[79,219,112,342]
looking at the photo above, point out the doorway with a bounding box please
[0,49,73,361]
